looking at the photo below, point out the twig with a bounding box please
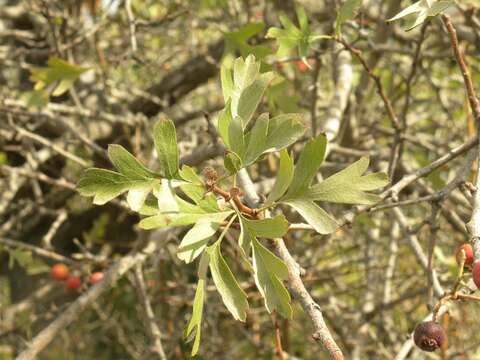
[133,264,167,360]
[125,0,138,53]
[442,15,480,262]
[273,313,286,360]
[236,169,344,360]
[14,231,170,360]
[0,236,74,264]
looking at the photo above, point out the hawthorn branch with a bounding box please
[442,15,480,263]
[133,264,167,360]
[236,169,344,360]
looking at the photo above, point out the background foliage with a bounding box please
[1,0,480,359]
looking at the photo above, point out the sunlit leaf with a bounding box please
[265,150,294,206]
[284,199,338,234]
[305,157,389,205]
[153,118,179,179]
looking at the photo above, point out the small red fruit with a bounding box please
[89,272,104,285]
[455,243,474,267]
[295,60,309,73]
[51,264,69,282]
[413,321,446,352]
[473,262,480,288]
[65,276,82,291]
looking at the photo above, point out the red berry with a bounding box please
[473,262,480,288]
[295,60,309,73]
[455,243,474,267]
[51,264,69,282]
[413,321,446,352]
[89,272,104,285]
[65,276,82,291]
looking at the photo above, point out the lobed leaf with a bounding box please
[284,134,327,199]
[265,150,294,206]
[251,237,292,318]
[108,144,156,180]
[305,157,389,205]
[77,168,147,205]
[177,220,219,263]
[284,199,338,234]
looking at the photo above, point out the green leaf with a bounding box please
[243,214,289,239]
[266,5,323,58]
[264,113,305,152]
[265,150,294,206]
[221,55,273,129]
[153,118,179,179]
[184,252,209,356]
[237,71,274,126]
[221,66,234,102]
[243,113,305,166]
[266,14,302,57]
[224,151,243,174]
[335,0,362,36]
[207,241,249,321]
[177,220,219,263]
[179,166,220,213]
[7,248,33,270]
[228,116,246,159]
[251,237,292,318]
[138,196,159,216]
[284,199,338,234]
[387,0,428,22]
[427,1,454,16]
[244,113,269,165]
[233,54,259,92]
[127,185,153,212]
[139,210,233,230]
[284,135,327,199]
[108,145,156,180]
[305,157,389,205]
[77,168,137,205]
[238,216,257,266]
[267,77,300,113]
[217,100,233,146]
[154,179,179,213]
[78,144,158,210]
[224,22,272,60]
[29,57,90,96]
[387,0,452,31]
[179,165,202,184]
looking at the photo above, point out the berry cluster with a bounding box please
[50,263,104,292]
[413,243,479,353]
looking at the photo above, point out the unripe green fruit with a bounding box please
[51,264,69,282]
[413,321,446,352]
